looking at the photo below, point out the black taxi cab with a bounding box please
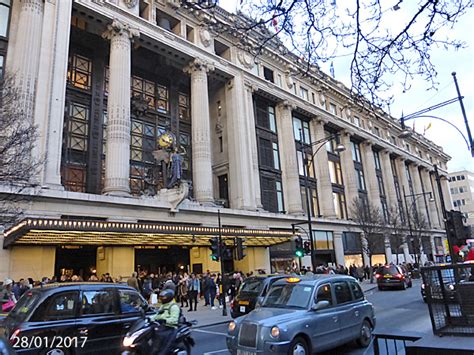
[0,282,150,354]
[230,275,286,318]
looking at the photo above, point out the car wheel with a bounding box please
[356,320,372,348]
[400,282,406,290]
[288,336,309,355]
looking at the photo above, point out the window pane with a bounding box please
[334,282,352,304]
[272,142,280,170]
[297,151,304,176]
[119,290,145,314]
[269,108,276,132]
[0,5,8,37]
[316,284,332,305]
[35,292,78,321]
[293,118,302,140]
[81,290,116,315]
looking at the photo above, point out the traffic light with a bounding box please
[446,210,471,247]
[209,237,220,261]
[235,237,247,260]
[303,240,311,255]
[293,236,304,257]
[222,245,233,261]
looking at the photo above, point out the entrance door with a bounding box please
[55,246,97,280]
[135,246,190,274]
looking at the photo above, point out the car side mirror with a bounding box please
[312,300,330,311]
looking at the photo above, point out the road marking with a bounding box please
[203,349,229,354]
[193,328,227,336]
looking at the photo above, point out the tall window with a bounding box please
[256,97,283,213]
[293,115,319,217]
[62,102,90,192]
[391,158,405,222]
[351,141,367,197]
[374,150,388,221]
[326,130,346,219]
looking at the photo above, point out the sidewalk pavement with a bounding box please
[187,279,379,328]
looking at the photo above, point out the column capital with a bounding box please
[277,100,297,111]
[362,139,374,147]
[183,58,215,75]
[313,115,328,125]
[243,80,258,93]
[102,19,140,41]
[381,148,393,155]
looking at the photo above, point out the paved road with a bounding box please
[191,279,430,354]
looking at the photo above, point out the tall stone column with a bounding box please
[333,231,345,266]
[409,164,429,224]
[244,82,262,209]
[102,20,139,196]
[384,236,393,263]
[395,158,410,200]
[310,119,336,218]
[380,150,398,208]
[276,101,303,215]
[361,141,381,209]
[430,172,445,227]
[184,58,215,203]
[8,0,44,124]
[225,74,256,210]
[33,0,73,189]
[420,168,440,229]
[441,176,454,210]
[339,132,358,216]
[402,236,411,263]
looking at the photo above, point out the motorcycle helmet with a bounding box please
[159,289,175,304]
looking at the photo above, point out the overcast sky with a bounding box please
[220,1,473,173]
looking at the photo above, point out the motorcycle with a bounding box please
[121,315,196,355]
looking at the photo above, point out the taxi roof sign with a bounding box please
[286,277,301,283]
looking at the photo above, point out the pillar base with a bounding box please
[102,189,130,197]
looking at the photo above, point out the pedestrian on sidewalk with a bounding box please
[187,273,200,311]
[127,272,140,292]
[178,273,189,308]
[202,273,211,306]
[209,274,217,309]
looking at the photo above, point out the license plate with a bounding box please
[237,350,256,355]
[240,306,246,313]
[384,275,391,278]
[239,300,250,305]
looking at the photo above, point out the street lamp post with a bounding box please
[298,130,345,271]
[402,187,434,265]
[217,210,227,316]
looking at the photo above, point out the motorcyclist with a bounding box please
[150,289,181,355]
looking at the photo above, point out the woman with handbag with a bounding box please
[1,279,17,313]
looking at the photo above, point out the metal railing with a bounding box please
[421,262,474,336]
[373,331,422,355]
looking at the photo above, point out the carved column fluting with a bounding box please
[420,168,440,229]
[9,0,44,123]
[244,82,262,208]
[276,101,303,215]
[380,150,398,208]
[102,20,139,196]
[310,119,336,218]
[184,59,214,203]
[225,75,256,210]
[410,164,429,225]
[361,141,381,209]
[339,132,358,216]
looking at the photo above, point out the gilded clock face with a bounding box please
[157,132,175,149]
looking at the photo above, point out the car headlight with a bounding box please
[122,328,147,348]
[421,284,425,290]
[270,326,280,338]
[228,321,236,332]
[448,284,455,291]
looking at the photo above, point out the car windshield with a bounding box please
[263,283,313,309]
[8,290,41,323]
[239,279,264,295]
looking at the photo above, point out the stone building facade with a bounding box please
[449,170,474,233]
[0,0,453,280]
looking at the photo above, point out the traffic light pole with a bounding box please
[217,210,227,316]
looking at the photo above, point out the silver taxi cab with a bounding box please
[226,275,375,354]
